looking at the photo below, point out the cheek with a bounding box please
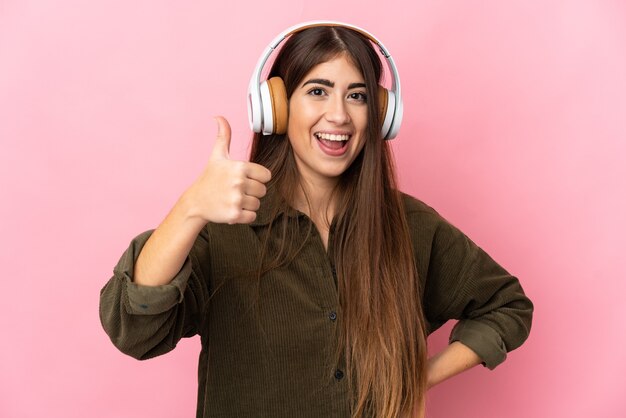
[353,112,368,150]
[357,108,368,128]
[287,110,309,150]
[353,111,368,141]
[287,101,307,135]
[354,137,367,155]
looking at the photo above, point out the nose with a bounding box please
[324,96,351,125]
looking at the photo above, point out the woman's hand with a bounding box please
[133,116,271,286]
[182,116,272,225]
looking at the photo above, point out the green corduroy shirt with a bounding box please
[99,191,533,418]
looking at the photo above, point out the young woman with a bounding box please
[100,22,533,418]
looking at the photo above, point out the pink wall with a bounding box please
[1,1,624,417]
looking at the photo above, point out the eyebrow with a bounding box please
[302,78,366,90]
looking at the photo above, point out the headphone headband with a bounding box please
[247,21,403,139]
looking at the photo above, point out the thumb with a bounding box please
[210,116,232,160]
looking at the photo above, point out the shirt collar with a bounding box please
[250,185,301,226]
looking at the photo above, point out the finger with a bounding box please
[210,116,232,161]
[240,195,261,212]
[243,179,267,199]
[244,162,272,184]
[231,209,257,225]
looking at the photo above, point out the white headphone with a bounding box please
[247,21,404,140]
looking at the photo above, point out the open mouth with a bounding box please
[314,132,351,151]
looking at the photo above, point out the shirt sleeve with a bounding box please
[99,230,210,360]
[423,214,533,370]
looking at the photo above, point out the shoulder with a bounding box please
[400,192,438,216]
[398,192,476,265]
[399,192,448,233]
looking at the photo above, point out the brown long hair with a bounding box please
[250,26,428,418]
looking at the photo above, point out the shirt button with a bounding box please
[329,311,337,321]
[334,369,344,380]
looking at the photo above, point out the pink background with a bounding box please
[1,1,625,417]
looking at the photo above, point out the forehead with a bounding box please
[301,55,364,83]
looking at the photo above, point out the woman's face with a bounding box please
[287,54,368,187]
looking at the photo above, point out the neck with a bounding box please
[293,176,338,228]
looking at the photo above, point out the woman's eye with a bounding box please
[349,92,367,102]
[308,88,326,96]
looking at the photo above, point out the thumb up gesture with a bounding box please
[184,116,272,224]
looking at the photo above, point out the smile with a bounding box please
[314,132,351,141]
[314,132,352,156]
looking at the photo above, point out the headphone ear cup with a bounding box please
[259,77,288,135]
[266,77,288,134]
[378,86,396,139]
[378,86,389,125]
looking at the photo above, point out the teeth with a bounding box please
[315,133,350,141]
